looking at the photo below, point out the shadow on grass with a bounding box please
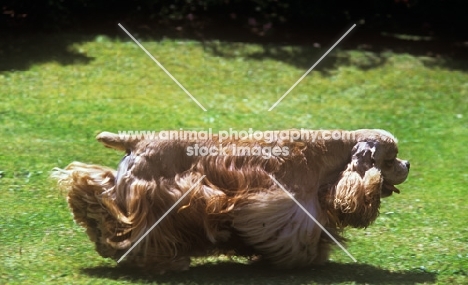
[0,33,94,72]
[1,21,467,74]
[82,261,436,284]
[202,41,388,76]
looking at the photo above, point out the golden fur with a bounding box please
[53,129,409,273]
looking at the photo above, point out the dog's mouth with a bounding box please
[381,181,400,197]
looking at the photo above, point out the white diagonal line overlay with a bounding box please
[268,24,356,111]
[118,23,207,111]
[117,175,206,263]
[269,175,357,262]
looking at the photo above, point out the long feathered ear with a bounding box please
[351,141,378,177]
[333,166,383,228]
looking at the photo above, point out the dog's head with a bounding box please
[351,130,410,197]
[332,130,410,228]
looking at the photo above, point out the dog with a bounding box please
[53,129,409,273]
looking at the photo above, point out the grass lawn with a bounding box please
[0,31,467,284]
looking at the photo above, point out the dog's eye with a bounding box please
[385,159,395,167]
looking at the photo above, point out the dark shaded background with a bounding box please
[1,0,467,72]
[2,0,467,35]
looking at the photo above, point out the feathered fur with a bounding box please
[53,129,409,272]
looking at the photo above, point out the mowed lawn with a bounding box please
[0,33,467,284]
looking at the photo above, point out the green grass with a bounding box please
[1,33,467,284]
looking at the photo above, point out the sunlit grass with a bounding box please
[1,34,467,284]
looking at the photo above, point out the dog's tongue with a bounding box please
[383,182,400,194]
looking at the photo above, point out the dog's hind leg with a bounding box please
[52,162,131,259]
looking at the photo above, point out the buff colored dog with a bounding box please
[53,129,409,273]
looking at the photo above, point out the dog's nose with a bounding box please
[405,161,410,170]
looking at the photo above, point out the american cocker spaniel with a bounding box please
[53,129,409,273]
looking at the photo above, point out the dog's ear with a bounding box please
[351,141,378,176]
[334,167,382,228]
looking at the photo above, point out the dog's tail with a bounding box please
[96,131,141,152]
